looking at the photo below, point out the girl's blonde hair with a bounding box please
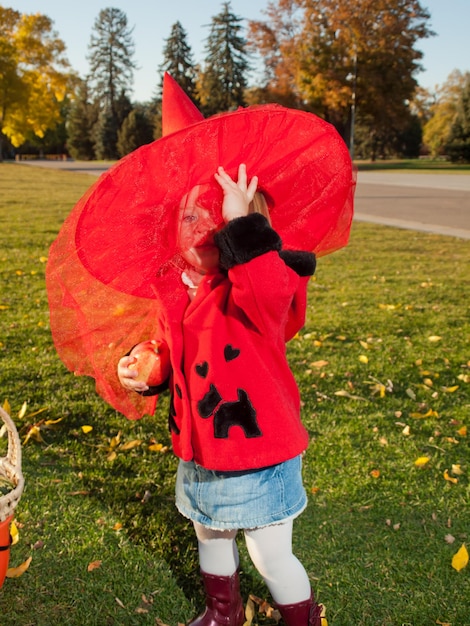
[249,192,271,225]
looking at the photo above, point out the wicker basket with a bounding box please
[0,406,24,524]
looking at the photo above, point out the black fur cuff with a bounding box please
[214,213,282,270]
[279,250,316,277]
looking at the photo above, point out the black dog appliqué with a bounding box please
[195,344,262,440]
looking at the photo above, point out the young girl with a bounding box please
[47,73,354,626]
[117,164,325,626]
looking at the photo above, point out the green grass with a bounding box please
[356,158,470,173]
[0,163,469,625]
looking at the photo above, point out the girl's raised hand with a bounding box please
[214,164,258,223]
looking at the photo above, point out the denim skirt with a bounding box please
[175,455,307,530]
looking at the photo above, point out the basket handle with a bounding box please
[0,406,22,472]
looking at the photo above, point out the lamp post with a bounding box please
[349,45,357,162]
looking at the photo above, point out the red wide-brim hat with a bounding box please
[46,73,356,419]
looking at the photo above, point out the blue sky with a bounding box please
[6,0,470,102]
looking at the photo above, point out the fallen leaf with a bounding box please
[451,464,463,476]
[445,534,455,544]
[23,425,45,445]
[442,385,459,393]
[310,360,329,368]
[87,560,102,572]
[402,425,411,436]
[120,439,142,450]
[370,469,381,478]
[359,355,369,364]
[18,402,28,419]
[115,597,126,609]
[451,544,469,571]
[410,409,439,419]
[6,556,32,578]
[414,456,430,467]
[457,426,467,437]
[244,596,256,626]
[443,470,458,484]
[81,425,93,434]
[428,335,442,342]
[334,390,367,401]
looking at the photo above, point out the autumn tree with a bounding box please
[249,0,433,156]
[0,7,74,159]
[423,71,469,158]
[158,21,198,102]
[87,7,136,157]
[198,2,250,115]
[445,74,470,163]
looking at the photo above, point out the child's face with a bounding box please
[178,185,221,273]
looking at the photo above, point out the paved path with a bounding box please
[355,171,470,240]
[14,160,470,240]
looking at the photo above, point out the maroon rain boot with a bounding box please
[276,596,326,626]
[188,569,245,626]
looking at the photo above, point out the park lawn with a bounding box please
[0,162,469,625]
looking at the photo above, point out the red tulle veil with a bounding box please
[46,73,356,419]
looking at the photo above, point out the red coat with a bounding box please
[150,214,315,471]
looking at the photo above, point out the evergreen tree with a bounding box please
[198,2,250,116]
[92,107,119,160]
[87,8,136,120]
[445,75,470,163]
[159,21,198,102]
[66,80,98,160]
[117,107,155,157]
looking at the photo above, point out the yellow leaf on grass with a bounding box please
[410,409,439,419]
[6,556,32,578]
[244,596,256,626]
[370,469,381,478]
[359,355,369,364]
[443,470,458,484]
[2,399,11,414]
[81,425,93,434]
[334,390,367,401]
[451,464,463,476]
[451,544,469,571]
[18,402,28,419]
[310,360,329,368]
[442,385,459,393]
[120,439,142,451]
[109,432,121,449]
[428,335,442,342]
[414,456,430,467]
[23,425,44,445]
[44,417,65,426]
[457,426,467,437]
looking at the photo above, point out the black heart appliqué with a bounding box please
[224,344,240,362]
[195,361,209,378]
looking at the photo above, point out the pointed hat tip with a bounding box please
[162,72,204,137]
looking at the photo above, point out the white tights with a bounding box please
[193,520,311,605]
